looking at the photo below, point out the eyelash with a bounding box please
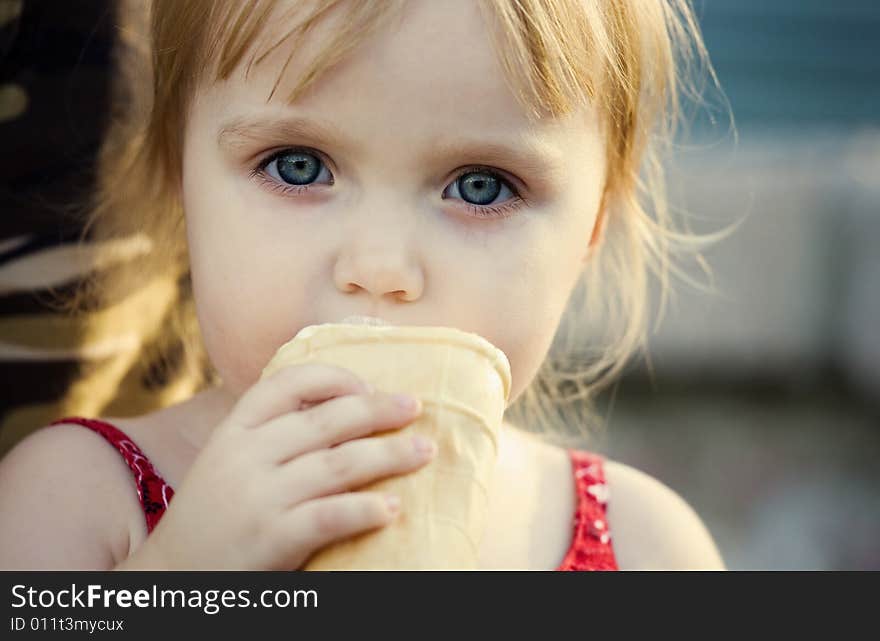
[249,147,526,220]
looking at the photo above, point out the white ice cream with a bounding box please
[339,315,391,326]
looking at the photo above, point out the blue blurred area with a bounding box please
[695,0,879,128]
[575,0,880,570]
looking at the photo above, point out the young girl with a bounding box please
[0,0,727,570]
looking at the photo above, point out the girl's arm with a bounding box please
[604,460,727,570]
[0,425,136,570]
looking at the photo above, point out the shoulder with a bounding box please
[602,458,726,570]
[0,421,142,569]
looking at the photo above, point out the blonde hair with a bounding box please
[59,0,736,447]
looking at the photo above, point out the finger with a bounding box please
[229,362,372,429]
[259,391,422,463]
[280,491,400,568]
[278,430,435,506]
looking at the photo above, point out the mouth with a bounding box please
[338,315,393,326]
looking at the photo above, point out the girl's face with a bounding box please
[182,0,606,405]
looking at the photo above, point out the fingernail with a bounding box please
[392,393,419,411]
[385,494,401,515]
[412,434,436,457]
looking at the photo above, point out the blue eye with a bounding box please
[438,167,524,219]
[258,148,332,191]
[442,168,520,212]
[275,151,321,185]
[460,171,501,204]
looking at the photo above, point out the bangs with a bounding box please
[199,0,406,105]
[177,0,606,121]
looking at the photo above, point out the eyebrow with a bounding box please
[216,114,564,184]
[218,115,351,153]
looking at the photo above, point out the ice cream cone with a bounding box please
[260,323,511,570]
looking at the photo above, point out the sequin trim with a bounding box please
[555,450,619,571]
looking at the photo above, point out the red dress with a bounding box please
[50,417,619,570]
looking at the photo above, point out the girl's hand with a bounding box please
[142,363,433,570]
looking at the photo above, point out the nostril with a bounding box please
[388,290,412,302]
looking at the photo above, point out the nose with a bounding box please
[333,219,424,303]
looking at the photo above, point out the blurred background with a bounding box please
[582,0,880,569]
[1,0,878,570]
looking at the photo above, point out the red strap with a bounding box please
[49,417,174,534]
[48,418,616,569]
[556,450,619,571]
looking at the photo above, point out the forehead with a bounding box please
[207,1,578,124]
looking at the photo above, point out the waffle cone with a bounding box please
[261,323,511,570]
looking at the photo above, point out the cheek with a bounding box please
[192,279,296,395]
[194,269,325,395]
[466,227,587,407]
[184,191,316,395]
[191,231,330,393]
